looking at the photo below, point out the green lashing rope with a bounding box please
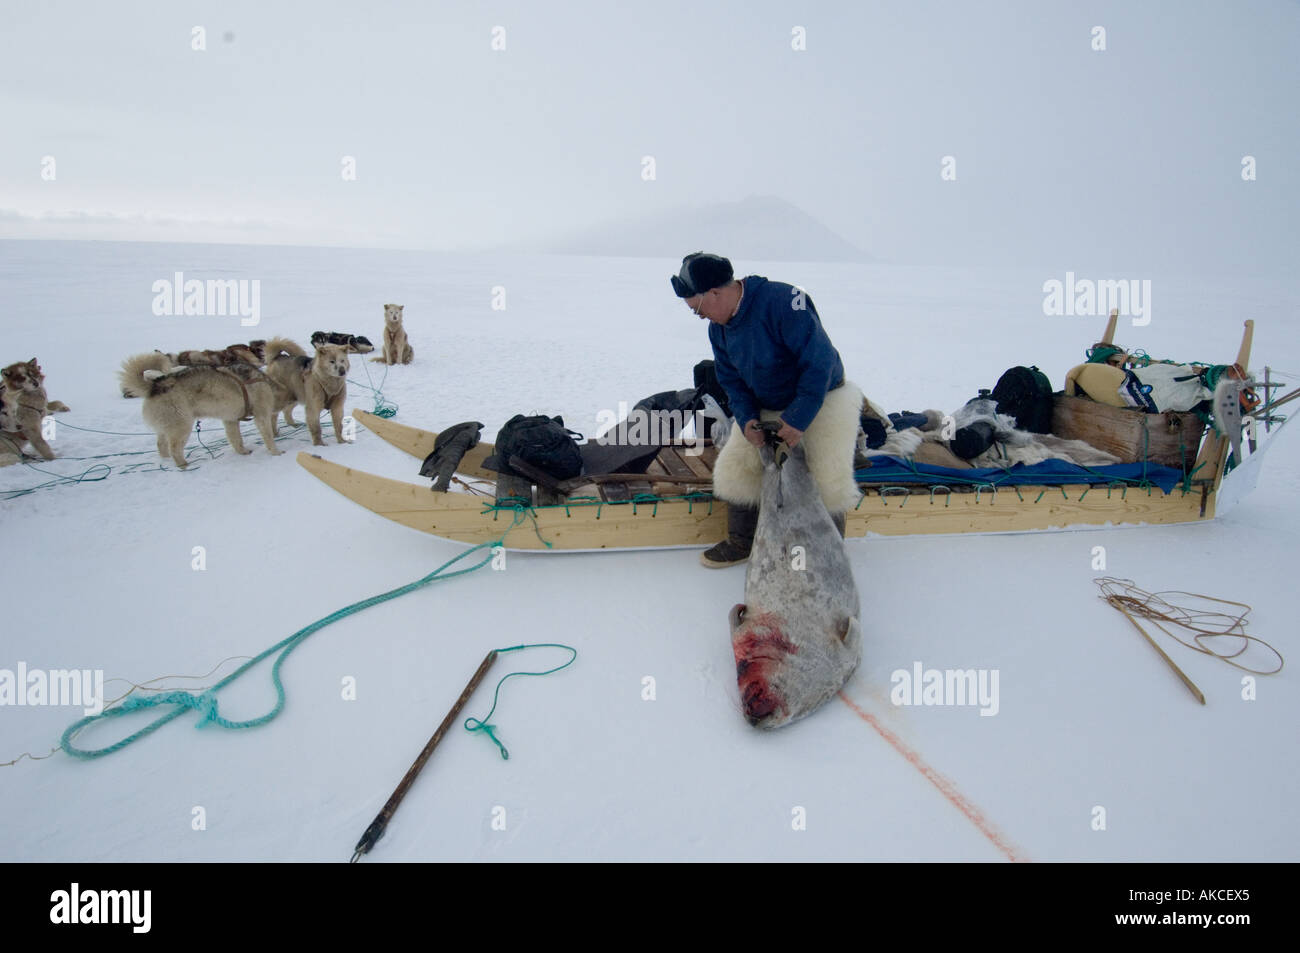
[60,538,505,760]
[485,489,714,517]
[482,490,716,542]
[480,473,1180,517]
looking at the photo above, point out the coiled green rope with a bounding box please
[60,537,505,759]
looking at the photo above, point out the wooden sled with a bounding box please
[297,319,1291,551]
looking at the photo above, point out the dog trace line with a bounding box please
[1,418,327,499]
[351,361,397,418]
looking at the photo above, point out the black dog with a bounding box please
[311,331,374,354]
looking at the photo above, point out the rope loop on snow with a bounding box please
[60,541,500,759]
[463,643,578,760]
[1095,577,1284,677]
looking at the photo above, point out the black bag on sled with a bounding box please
[580,363,719,476]
[991,365,1054,434]
[631,388,703,440]
[419,420,483,491]
[482,414,584,480]
[693,359,732,418]
[949,390,997,459]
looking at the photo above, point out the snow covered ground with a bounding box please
[2,238,1297,861]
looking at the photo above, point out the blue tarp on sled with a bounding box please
[854,456,1188,494]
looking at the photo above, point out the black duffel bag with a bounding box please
[482,414,584,480]
[991,365,1054,434]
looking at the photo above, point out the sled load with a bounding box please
[297,315,1294,551]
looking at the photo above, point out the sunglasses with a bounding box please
[685,290,712,316]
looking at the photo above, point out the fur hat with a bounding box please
[671,252,733,298]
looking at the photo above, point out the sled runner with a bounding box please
[297,319,1292,551]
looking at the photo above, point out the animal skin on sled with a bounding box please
[860,398,1121,469]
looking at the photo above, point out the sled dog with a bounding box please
[120,342,266,398]
[120,357,282,469]
[165,340,267,369]
[1,359,70,465]
[312,331,374,354]
[373,304,413,365]
[264,337,350,446]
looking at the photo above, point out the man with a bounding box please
[671,252,863,568]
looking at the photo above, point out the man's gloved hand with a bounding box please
[743,419,765,448]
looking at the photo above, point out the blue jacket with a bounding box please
[707,276,845,432]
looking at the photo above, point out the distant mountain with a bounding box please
[522,195,871,263]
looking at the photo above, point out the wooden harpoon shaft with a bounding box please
[351,649,499,860]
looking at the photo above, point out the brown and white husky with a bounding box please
[372,303,413,365]
[120,356,283,469]
[1,359,70,465]
[264,337,350,446]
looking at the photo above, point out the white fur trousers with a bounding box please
[712,381,864,514]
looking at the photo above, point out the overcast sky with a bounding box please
[1,0,1295,274]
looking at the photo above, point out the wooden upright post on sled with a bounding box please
[1100,308,1119,346]
[1190,319,1255,499]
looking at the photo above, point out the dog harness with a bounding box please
[212,367,256,422]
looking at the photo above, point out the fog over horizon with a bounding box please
[1,1,1296,277]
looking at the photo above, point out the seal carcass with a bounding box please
[729,440,862,728]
